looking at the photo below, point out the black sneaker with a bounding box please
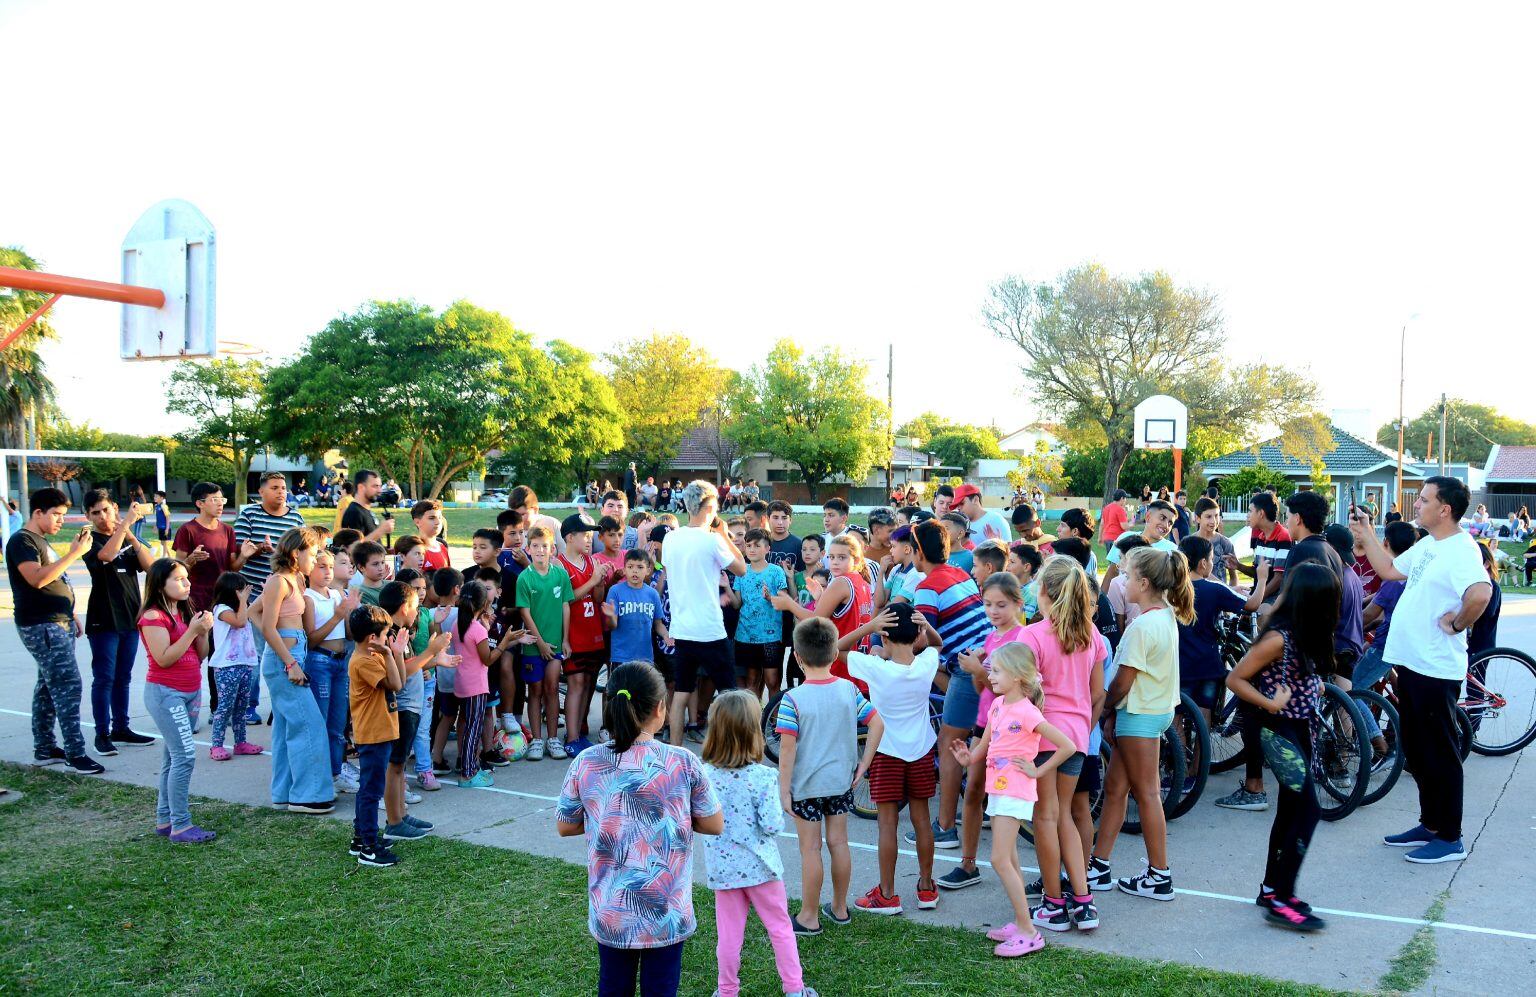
[937,865,982,890]
[1085,857,1112,891]
[1069,897,1100,931]
[65,755,106,775]
[1117,866,1175,901]
[1256,889,1312,916]
[93,734,120,757]
[357,840,402,867]
[1026,872,1070,900]
[481,750,510,769]
[110,728,156,746]
[1263,897,1325,932]
[348,835,367,857]
[32,746,66,766]
[1031,897,1074,933]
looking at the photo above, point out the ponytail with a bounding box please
[604,661,666,754]
[1038,555,1094,653]
[1125,546,1196,625]
[457,581,489,642]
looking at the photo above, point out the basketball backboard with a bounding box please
[1134,394,1188,450]
[121,199,216,361]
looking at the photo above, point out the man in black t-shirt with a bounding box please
[340,469,395,544]
[5,488,105,773]
[83,489,158,755]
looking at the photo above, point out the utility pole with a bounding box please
[1439,392,1448,474]
[1395,325,1405,513]
[885,344,894,496]
[17,401,31,507]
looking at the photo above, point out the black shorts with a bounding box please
[791,788,855,822]
[1075,753,1103,796]
[733,641,781,677]
[1181,678,1223,711]
[435,691,458,722]
[672,638,737,695]
[390,710,421,765]
[156,527,171,542]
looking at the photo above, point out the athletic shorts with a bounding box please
[1033,749,1085,778]
[672,638,737,695]
[390,710,422,765]
[1076,754,1103,795]
[868,747,937,803]
[157,527,171,542]
[1181,678,1223,711]
[1115,707,1174,739]
[563,649,605,677]
[733,641,781,677]
[941,671,982,729]
[791,788,854,822]
[985,795,1035,820]
[522,654,554,684]
[435,691,458,721]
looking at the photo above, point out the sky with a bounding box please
[5,1,1535,452]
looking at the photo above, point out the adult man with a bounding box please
[1172,490,1193,540]
[1192,496,1236,586]
[510,485,565,555]
[1100,489,1131,553]
[6,488,105,774]
[234,472,307,721]
[622,462,639,512]
[660,480,746,745]
[640,476,658,508]
[1353,477,1489,863]
[340,469,396,544]
[953,484,1011,547]
[82,489,157,756]
[931,484,955,517]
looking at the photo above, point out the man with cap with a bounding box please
[556,511,610,755]
[954,484,1011,548]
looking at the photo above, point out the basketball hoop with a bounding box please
[216,339,265,357]
[1134,394,1190,489]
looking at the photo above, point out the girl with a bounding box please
[1020,556,1105,932]
[260,526,334,814]
[1089,546,1195,901]
[207,571,263,760]
[1226,562,1336,931]
[948,643,1076,957]
[556,661,723,997]
[305,549,362,794]
[451,580,495,788]
[138,559,215,842]
[702,690,815,997]
[772,534,874,688]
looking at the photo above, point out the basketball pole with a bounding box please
[0,265,166,352]
[1173,447,1183,492]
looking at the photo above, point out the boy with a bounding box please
[1006,542,1044,620]
[515,526,573,761]
[624,509,651,552]
[496,509,528,596]
[865,508,896,571]
[467,528,502,583]
[821,498,850,547]
[393,534,426,574]
[883,525,925,604]
[971,541,1006,588]
[801,533,826,575]
[351,541,389,606]
[1102,499,1179,587]
[473,572,514,768]
[729,528,789,701]
[427,567,463,776]
[377,579,452,841]
[941,513,974,574]
[775,617,884,933]
[347,604,404,867]
[743,500,769,533]
[839,603,943,915]
[594,516,627,579]
[603,549,673,667]
[557,513,610,755]
[152,490,172,557]
[411,499,452,572]
[1177,535,1265,718]
[1192,496,1237,586]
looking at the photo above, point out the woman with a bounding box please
[905,486,919,506]
[1520,506,1532,539]
[259,526,334,814]
[1157,486,1171,503]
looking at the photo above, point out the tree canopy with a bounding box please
[605,333,725,478]
[166,356,271,506]
[926,426,1002,471]
[1376,399,1536,466]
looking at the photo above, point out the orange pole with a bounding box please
[0,265,165,308]
[0,293,61,352]
[1173,448,1184,492]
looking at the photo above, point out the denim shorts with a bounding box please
[1033,749,1086,777]
[941,672,982,728]
[1115,707,1174,738]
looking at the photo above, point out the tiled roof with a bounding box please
[1486,445,1536,482]
[1202,424,1423,477]
[671,426,739,469]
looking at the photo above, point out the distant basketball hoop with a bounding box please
[216,339,264,357]
[1134,394,1190,489]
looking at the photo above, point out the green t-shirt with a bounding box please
[358,582,384,608]
[411,605,433,656]
[515,562,573,648]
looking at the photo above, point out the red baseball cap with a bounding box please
[952,484,982,502]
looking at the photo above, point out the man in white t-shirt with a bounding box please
[953,484,1011,548]
[661,479,747,746]
[1351,476,1491,865]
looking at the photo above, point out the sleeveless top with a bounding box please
[827,571,875,691]
[1254,627,1323,724]
[307,587,343,643]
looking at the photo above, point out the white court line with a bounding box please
[5,706,1534,942]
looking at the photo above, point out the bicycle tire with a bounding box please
[852,728,881,820]
[1455,706,1472,761]
[761,692,784,764]
[1121,724,1186,835]
[1465,647,1536,756]
[1209,692,1246,775]
[1350,687,1404,807]
[1166,692,1210,820]
[1314,683,1370,822]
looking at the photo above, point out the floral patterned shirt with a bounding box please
[558,741,721,949]
[701,762,784,890]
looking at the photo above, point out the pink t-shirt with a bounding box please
[138,610,204,693]
[1107,575,1143,628]
[976,624,1026,727]
[451,618,491,697]
[1021,620,1096,753]
[985,696,1045,800]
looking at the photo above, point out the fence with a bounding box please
[1482,493,1536,520]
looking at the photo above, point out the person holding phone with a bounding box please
[234,472,307,722]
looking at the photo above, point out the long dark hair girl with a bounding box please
[604,661,666,754]
[1261,562,1339,677]
[141,558,193,624]
[456,580,490,642]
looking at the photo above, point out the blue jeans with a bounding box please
[143,681,199,831]
[247,593,266,710]
[87,629,140,735]
[1353,644,1391,739]
[261,629,331,806]
[306,647,350,777]
[413,671,436,776]
[353,741,391,843]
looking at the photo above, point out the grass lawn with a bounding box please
[0,766,1340,997]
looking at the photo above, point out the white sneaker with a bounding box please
[334,775,359,794]
[527,739,546,761]
[341,761,360,782]
[546,737,567,760]
[405,789,423,805]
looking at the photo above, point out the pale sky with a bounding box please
[6,1,1535,452]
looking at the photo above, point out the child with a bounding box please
[1089,545,1196,901]
[556,662,722,995]
[1177,535,1265,719]
[972,541,1007,588]
[428,567,463,777]
[624,508,650,552]
[774,618,884,934]
[306,549,361,793]
[393,534,426,575]
[515,526,573,760]
[346,604,404,867]
[557,515,610,756]
[378,578,453,839]
[947,643,1076,957]
[451,580,496,787]
[839,603,943,915]
[702,690,815,997]
[1226,562,1337,931]
[153,490,172,557]
[351,540,389,605]
[803,567,831,610]
[207,571,263,760]
[138,559,215,842]
[496,509,528,594]
[603,549,673,666]
[468,528,502,582]
[411,499,452,573]
[771,534,875,691]
[594,516,627,579]
[1106,533,1151,634]
[883,526,924,604]
[731,528,788,701]
[1007,542,1044,620]
[800,534,826,576]
[942,514,974,573]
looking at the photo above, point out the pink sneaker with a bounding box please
[985,921,1020,942]
[993,931,1045,958]
[209,746,232,761]
[416,770,442,791]
[234,742,264,756]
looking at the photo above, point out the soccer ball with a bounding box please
[495,724,529,762]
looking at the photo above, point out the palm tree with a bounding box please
[1,247,59,449]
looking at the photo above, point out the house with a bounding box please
[737,440,958,506]
[1482,445,1536,518]
[1201,424,1426,523]
[997,423,1063,455]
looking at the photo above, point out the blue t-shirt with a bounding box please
[1370,579,1405,647]
[948,549,974,574]
[606,582,664,663]
[1179,578,1247,683]
[732,563,788,644]
[497,549,526,607]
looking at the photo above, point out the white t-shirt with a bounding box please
[1384,530,1489,681]
[967,509,1012,548]
[847,647,941,762]
[662,527,737,642]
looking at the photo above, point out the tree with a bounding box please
[0,247,58,450]
[166,357,271,506]
[489,340,624,498]
[1376,399,1536,466]
[727,340,890,501]
[698,373,744,484]
[926,426,1002,472]
[985,264,1321,500]
[604,334,725,477]
[1006,439,1070,494]
[1218,462,1295,500]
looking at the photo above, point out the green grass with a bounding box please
[1377,891,1447,994]
[0,765,1341,996]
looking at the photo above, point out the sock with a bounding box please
[1150,865,1170,877]
[1073,894,1093,904]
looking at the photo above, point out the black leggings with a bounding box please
[1261,715,1318,898]
[1241,700,1265,783]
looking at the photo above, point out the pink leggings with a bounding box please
[713,879,804,997]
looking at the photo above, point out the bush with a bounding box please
[1216,461,1295,500]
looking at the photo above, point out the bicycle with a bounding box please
[1347,685,1404,807]
[1462,646,1536,755]
[1166,691,1210,820]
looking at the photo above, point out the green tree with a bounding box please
[166,357,271,506]
[490,340,624,497]
[605,334,725,477]
[1376,399,1536,466]
[926,426,1003,472]
[1218,461,1296,500]
[1007,439,1070,494]
[0,247,58,450]
[727,340,890,501]
[984,264,1321,500]
[697,373,744,484]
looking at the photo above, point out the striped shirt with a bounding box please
[912,564,990,675]
[233,502,306,594]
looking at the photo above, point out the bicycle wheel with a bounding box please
[1121,724,1186,835]
[1455,706,1472,761]
[1209,693,1246,774]
[1167,692,1210,820]
[761,692,784,764]
[1465,647,1536,756]
[852,730,880,821]
[1314,684,1370,821]
[1350,687,1404,807]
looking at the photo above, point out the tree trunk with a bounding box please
[234,448,249,506]
[1102,437,1133,502]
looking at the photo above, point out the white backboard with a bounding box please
[121,199,216,361]
[1134,393,1188,450]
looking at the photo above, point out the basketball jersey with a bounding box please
[557,553,606,654]
[828,571,875,692]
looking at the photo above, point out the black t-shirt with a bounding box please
[1173,506,1193,541]
[341,501,380,537]
[1468,582,1501,659]
[5,529,75,626]
[1094,591,1121,652]
[767,534,803,642]
[85,531,145,634]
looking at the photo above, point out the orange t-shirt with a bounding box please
[348,647,399,745]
